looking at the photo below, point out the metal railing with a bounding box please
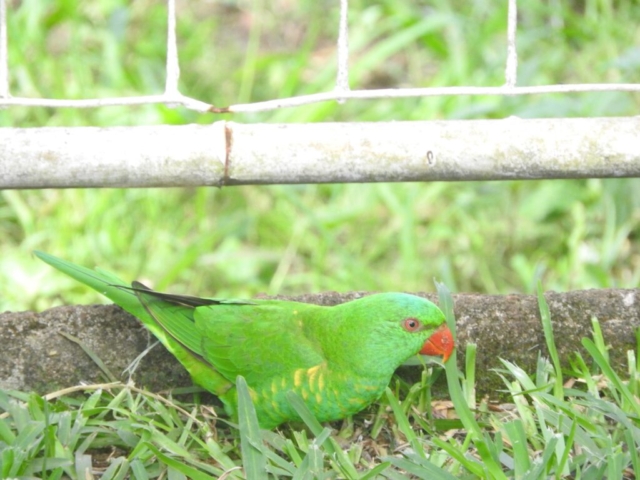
[0,0,638,189]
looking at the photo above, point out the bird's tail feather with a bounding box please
[35,250,144,318]
[35,251,233,397]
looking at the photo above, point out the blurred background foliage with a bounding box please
[2,0,640,312]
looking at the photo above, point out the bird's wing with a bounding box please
[130,283,260,395]
[133,286,324,387]
[131,282,256,360]
[194,301,326,386]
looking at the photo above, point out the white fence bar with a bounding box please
[335,0,350,94]
[504,0,518,88]
[0,124,227,188]
[1,117,639,189]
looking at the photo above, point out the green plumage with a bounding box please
[36,251,448,429]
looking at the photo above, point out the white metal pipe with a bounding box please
[1,117,639,189]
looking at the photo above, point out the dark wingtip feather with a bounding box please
[127,283,223,308]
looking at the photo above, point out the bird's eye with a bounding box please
[402,318,421,332]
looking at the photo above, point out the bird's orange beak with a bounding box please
[420,324,454,363]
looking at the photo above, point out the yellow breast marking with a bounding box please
[361,384,378,391]
[249,388,258,402]
[306,365,321,391]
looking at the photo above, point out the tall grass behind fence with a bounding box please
[1,0,640,311]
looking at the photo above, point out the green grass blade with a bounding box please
[144,443,215,480]
[286,391,360,478]
[625,428,639,476]
[436,281,508,480]
[236,375,267,479]
[536,283,563,399]
[385,387,425,459]
[286,391,325,437]
[556,417,577,479]
[100,456,129,480]
[464,343,477,409]
[291,455,312,480]
[524,435,558,480]
[590,316,610,365]
[435,280,456,338]
[503,419,531,477]
[359,461,392,479]
[384,456,457,480]
[582,337,640,417]
[405,452,460,479]
[0,416,16,444]
[58,331,119,383]
[431,436,484,477]
[129,458,150,480]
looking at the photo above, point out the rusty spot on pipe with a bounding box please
[224,122,233,182]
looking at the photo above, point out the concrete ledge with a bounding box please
[2,289,638,396]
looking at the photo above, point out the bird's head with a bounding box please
[332,293,454,376]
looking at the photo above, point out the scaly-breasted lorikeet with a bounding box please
[36,251,453,429]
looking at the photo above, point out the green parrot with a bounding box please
[36,251,454,429]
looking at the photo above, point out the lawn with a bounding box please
[1,0,640,477]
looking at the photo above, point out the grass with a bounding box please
[2,0,640,312]
[2,0,640,477]
[1,285,639,478]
